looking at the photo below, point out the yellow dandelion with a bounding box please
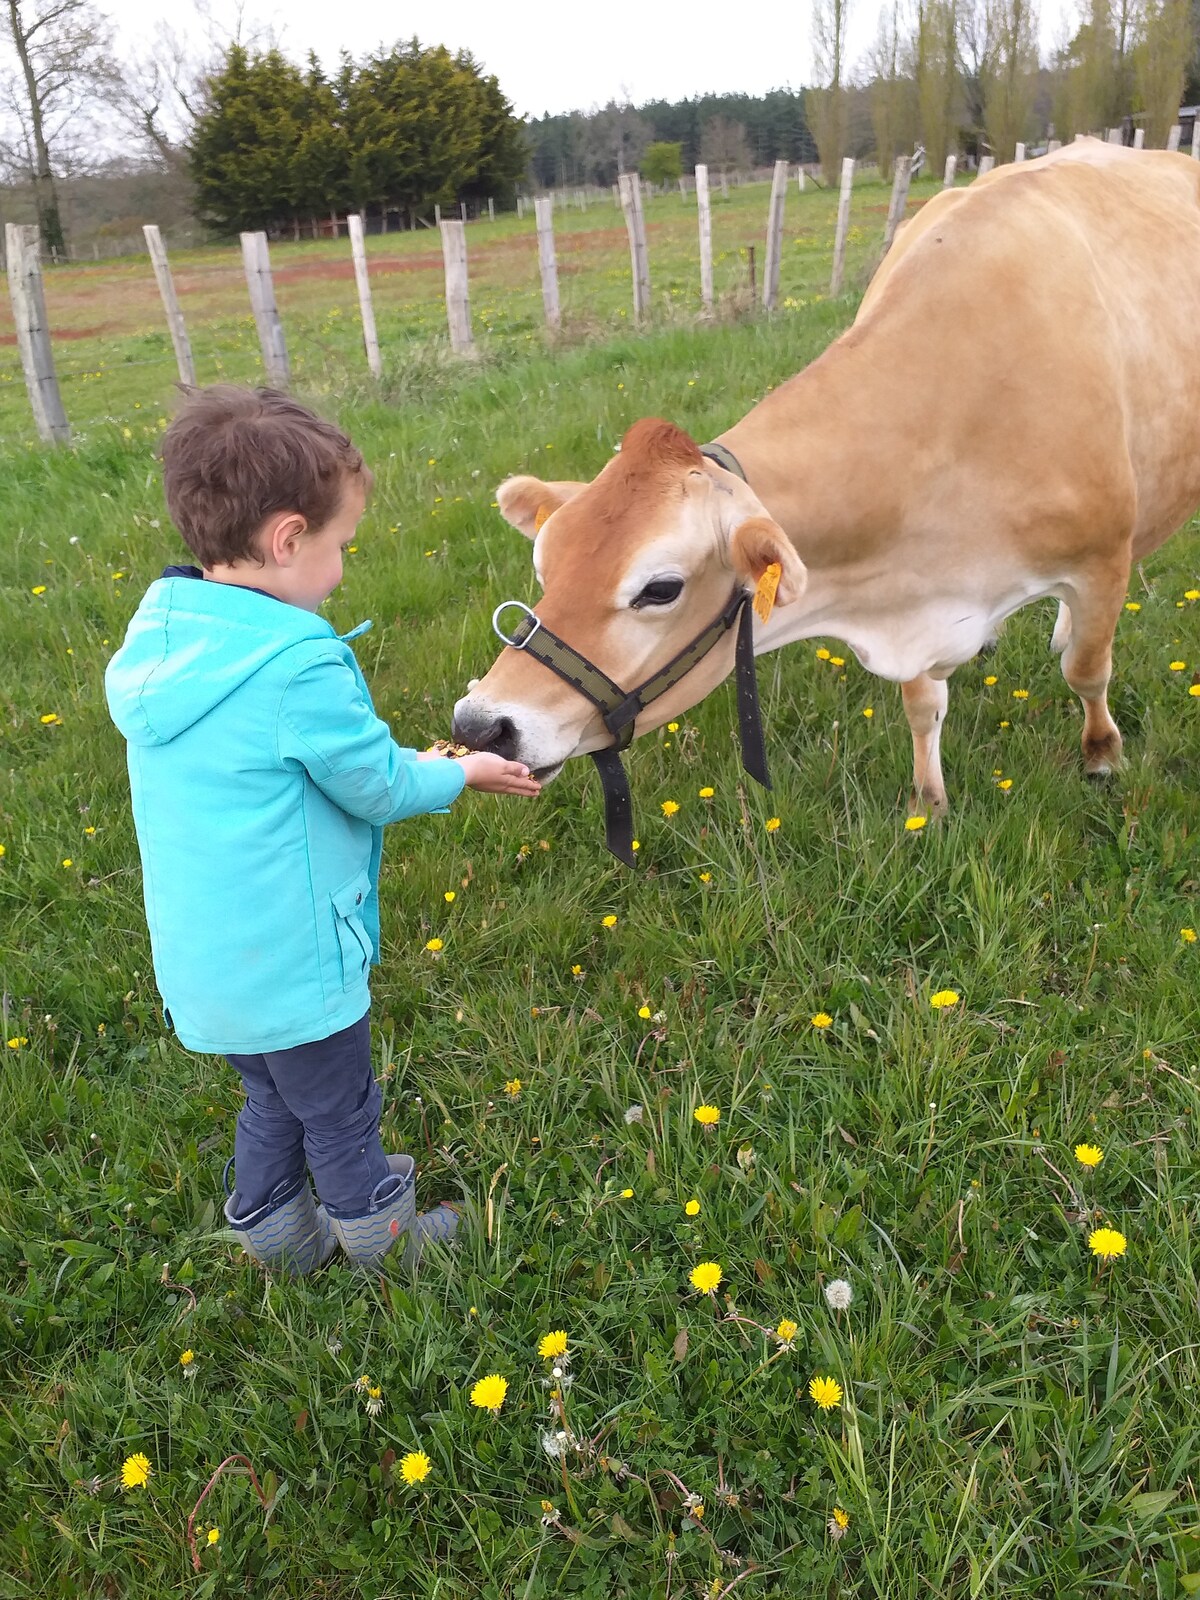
[504,1078,521,1096]
[425,937,443,952]
[776,1318,798,1344]
[667,722,679,732]
[930,989,960,1008]
[399,1450,431,1485]
[62,859,73,868]
[693,1104,720,1126]
[690,1261,723,1294]
[638,1004,651,1019]
[1181,928,1197,943]
[31,585,47,595]
[829,655,845,667]
[815,647,831,660]
[602,914,617,928]
[6,1037,28,1050]
[1074,1143,1104,1168]
[470,1373,508,1413]
[538,1330,568,1359]
[685,1199,701,1216]
[1012,688,1029,699]
[120,1452,151,1489]
[207,1526,220,1545]
[765,817,781,832]
[997,778,1013,791]
[620,1187,634,1198]
[661,799,680,816]
[699,786,714,798]
[862,706,874,718]
[983,674,998,686]
[832,1507,850,1530]
[808,1374,843,1410]
[699,871,712,882]
[179,1349,195,1367]
[811,1012,833,1029]
[1168,660,1186,671]
[905,815,927,831]
[1088,1226,1127,1261]
[1190,685,1200,697]
[1124,601,1141,612]
[1186,589,1200,601]
[40,713,60,724]
[571,963,583,975]
[444,890,456,902]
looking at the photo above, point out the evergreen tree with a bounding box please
[190,45,309,233]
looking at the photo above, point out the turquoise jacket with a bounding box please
[105,573,465,1054]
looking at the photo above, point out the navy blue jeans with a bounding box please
[226,1013,392,1220]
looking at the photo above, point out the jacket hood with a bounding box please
[105,576,343,746]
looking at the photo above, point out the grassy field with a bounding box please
[3,271,1200,1598]
[1,172,917,446]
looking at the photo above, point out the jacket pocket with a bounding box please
[331,871,373,991]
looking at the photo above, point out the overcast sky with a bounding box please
[108,0,1076,121]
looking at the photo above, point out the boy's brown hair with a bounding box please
[161,386,371,567]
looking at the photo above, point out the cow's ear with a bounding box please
[495,475,586,540]
[728,515,807,607]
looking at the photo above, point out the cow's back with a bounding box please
[861,143,1200,554]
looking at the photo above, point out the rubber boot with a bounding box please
[329,1154,460,1268]
[223,1167,336,1276]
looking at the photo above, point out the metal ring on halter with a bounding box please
[491,599,541,649]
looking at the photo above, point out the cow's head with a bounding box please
[452,419,806,779]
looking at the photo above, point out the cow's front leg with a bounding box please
[901,672,949,816]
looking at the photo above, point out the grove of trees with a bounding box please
[189,41,527,233]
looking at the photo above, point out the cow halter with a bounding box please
[489,443,772,866]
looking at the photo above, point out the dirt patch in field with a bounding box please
[0,322,118,346]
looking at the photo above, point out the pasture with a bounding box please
[1,173,903,445]
[2,237,1200,1598]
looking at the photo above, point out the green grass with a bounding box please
[1,172,915,446]
[2,299,1200,1599]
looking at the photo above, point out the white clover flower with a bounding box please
[824,1278,853,1311]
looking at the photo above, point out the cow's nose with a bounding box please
[451,708,518,760]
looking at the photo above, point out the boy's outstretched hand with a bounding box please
[458,752,541,797]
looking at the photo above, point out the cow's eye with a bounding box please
[631,578,684,609]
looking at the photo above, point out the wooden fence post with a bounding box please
[1193,121,1200,159]
[617,172,650,322]
[5,223,69,443]
[694,164,714,310]
[977,155,995,175]
[1133,128,1145,149]
[346,214,382,379]
[882,155,912,253]
[762,158,789,310]
[488,197,495,222]
[1015,142,1026,161]
[797,165,805,192]
[239,231,289,387]
[1047,138,1062,152]
[534,196,560,330]
[829,157,855,296]
[1166,124,1182,151]
[143,224,196,387]
[943,154,958,187]
[1106,128,1121,144]
[439,220,472,353]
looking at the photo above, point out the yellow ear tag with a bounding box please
[534,503,553,532]
[753,562,782,623]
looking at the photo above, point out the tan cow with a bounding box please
[453,143,1200,812]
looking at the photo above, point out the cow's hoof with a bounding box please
[908,788,948,819]
[1082,731,1122,776]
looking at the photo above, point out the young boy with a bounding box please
[105,386,539,1274]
